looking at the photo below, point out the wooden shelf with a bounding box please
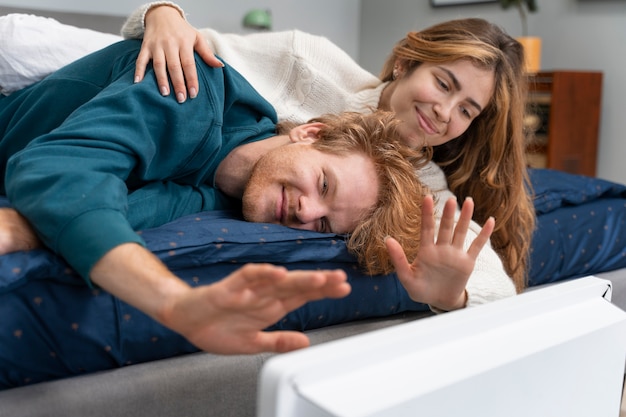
[524,71,603,176]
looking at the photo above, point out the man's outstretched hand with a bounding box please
[90,243,352,355]
[0,204,352,355]
[166,264,351,354]
[0,207,41,255]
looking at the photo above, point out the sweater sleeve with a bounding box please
[190,29,385,124]
[121,1,186,39]
[0,13,121,94]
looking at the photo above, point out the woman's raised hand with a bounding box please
[385,195,495,312]
[136,5,223,103]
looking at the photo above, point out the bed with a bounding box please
[0,166,625,415]
[1,7,625,417]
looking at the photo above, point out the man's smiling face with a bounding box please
[242,142,378,234]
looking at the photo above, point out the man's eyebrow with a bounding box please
[440,67,483,113]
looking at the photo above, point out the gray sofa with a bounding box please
[1,6,626,417]
[0,269,624,417]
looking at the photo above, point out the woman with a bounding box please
[125,3,535,293]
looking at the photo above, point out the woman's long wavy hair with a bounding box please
[380,18,536,292]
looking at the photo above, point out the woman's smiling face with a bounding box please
[384,59,495,148]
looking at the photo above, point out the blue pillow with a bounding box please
[2,169,626,388]
[529,168,626,214]
[139,210,429,329]
[0,208,427,388]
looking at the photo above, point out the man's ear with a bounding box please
[288,122,326,144]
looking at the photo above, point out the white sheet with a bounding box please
[0,13,121,95]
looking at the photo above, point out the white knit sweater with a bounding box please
[121,3,386,124]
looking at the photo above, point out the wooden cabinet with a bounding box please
[524,71,603,176]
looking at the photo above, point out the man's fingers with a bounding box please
[266,331,311,353]
[243,331,311,354]
[227,263,287,291]
[269,270,350,310]
[227,264,349,302]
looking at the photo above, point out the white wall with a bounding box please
[0,0,361,59]
[3,0,623,182]
[360,0,626,183]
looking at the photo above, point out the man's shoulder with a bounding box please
[196,56,274,115]
[46,40,141,85]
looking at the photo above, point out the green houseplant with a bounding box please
[499,0,540,73]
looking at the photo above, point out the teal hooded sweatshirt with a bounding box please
[0,40,277,283]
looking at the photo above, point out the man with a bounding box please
[0,40,427,358]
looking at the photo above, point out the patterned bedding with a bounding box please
[1,168,625,388]
[528,168,626,285]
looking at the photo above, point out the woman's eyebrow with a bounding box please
[440,67,483,113]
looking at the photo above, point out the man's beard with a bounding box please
[240,157,274,224]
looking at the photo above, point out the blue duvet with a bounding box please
[1,168,624,389]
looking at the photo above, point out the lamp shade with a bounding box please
[242,9,272,30]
